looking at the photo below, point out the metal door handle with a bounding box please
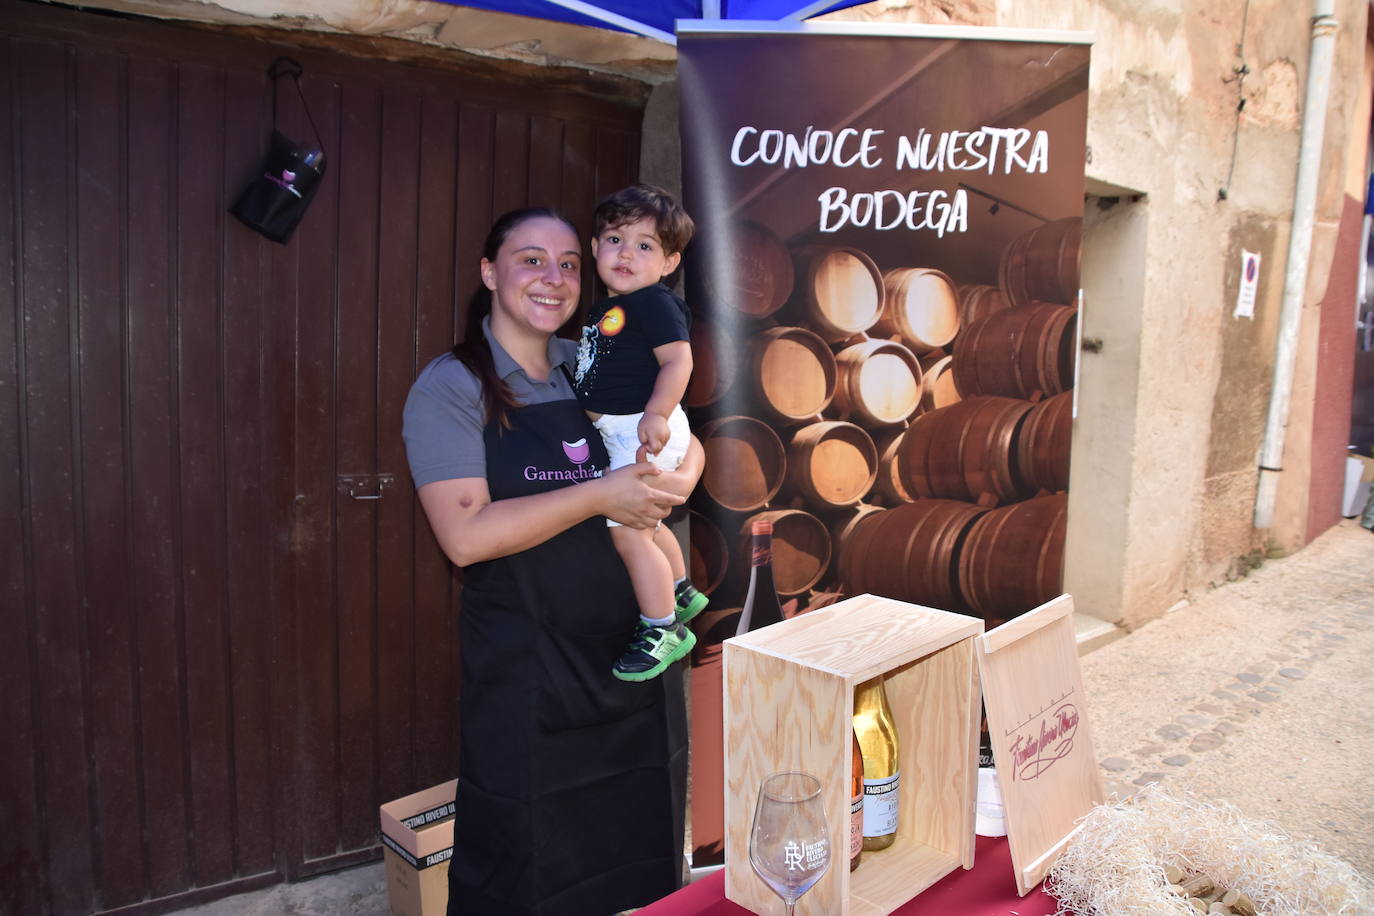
[337,474,395,500]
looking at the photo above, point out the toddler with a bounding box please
[574,184,709,682]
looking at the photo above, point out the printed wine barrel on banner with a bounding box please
[998,217,1082,307]
[711,220,793,318]
[690,606,744,658]
[874,267,961,354]
[700,416,786,512]
[784,421,878,509]
[789,246,884,342]
[898,396,1033,505]
[746,325,837,425]
[957,283,1013,330]
[951,302,1077,400]
[825,503,884,553]
[830,338,923,427]
[805,590,846,613]
[870,427,913,505]
[958,492,1068,619]
[918,353,960,412]
[838,499,988,610]
[684,315,737,408]
[688,509,729,596]
[737,509,831,597]
[1015,389,1073,495]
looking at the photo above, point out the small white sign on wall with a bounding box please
[1234,249,1261,319]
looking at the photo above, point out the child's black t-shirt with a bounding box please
[573,284,690,415]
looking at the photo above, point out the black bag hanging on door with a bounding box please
[230,57,327,244]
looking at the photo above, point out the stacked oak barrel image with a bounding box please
[682,217,1081,866]
[686,217,1081,632]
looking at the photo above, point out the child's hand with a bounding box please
[638,411,670,456]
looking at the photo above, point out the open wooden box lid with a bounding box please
[976,594,1105,896]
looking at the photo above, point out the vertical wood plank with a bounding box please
[0,32,47,916]
[491,108,530,218]
[291,71,344,866]
[593,126,638,207]
[455,103,494,330]
[125,52,194,900]
[527,114,565,212]
[333,77,383,852]
[410,92,461,789]
[174,59,235,888]
[375,88,421,803]
[560,120,598,317]
[73,45,143,912]
[16,36,96,916]
[220,59,276,880]
[263,80,306,882]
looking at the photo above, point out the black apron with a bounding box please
[447,391,688,916]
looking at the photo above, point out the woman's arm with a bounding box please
[418,463,685,567]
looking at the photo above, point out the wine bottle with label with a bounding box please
[850,728,864,871]
[735,519,784,635]
[853,674,900,850]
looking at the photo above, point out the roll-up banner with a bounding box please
[677,21,1091,866]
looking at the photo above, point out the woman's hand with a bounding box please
[597,462,685,528]
[415,437,702,567]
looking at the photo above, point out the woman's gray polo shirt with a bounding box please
[403,319,580,488]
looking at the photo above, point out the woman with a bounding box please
[402,208,701,915]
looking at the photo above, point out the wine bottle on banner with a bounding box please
[735,519,784,635]
[850,728,864,871]
[853,674,900,850]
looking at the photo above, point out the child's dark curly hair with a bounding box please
[592,183,695,256]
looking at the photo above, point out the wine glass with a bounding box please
[748,771,832,915]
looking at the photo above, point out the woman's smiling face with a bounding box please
[482,215,582,339]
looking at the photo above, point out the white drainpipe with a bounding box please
[1253,0,1340,530]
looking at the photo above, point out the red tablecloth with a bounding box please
[638,835,1059,915]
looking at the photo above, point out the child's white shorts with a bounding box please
[593,405,691,528]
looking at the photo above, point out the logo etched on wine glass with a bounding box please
[749,772,831,915]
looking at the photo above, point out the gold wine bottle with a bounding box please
[849,728,864,870]
[853,674,900,850]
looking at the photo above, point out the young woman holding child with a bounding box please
[403,205,703,916]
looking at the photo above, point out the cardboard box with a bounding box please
[379,779,457,916]
[723,594,983,915]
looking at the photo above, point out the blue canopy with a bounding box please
[429,0,869,43]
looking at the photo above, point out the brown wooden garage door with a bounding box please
[0,3,645,912]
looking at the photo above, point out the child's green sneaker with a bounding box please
[612,620,697,682]
[674,580,708,624]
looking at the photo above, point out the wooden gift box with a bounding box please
[722,594,983,916]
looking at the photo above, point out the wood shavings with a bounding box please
[1045,784,1373,916]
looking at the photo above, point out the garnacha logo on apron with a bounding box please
[522,437,605,482]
